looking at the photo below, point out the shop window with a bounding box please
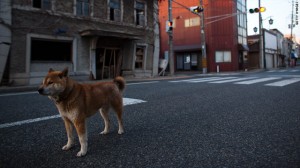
[135,1,145,26]
[31,38,72,62]
[77,0,90,16]
[32,0,51,10]
[215,51,231,63]
[135,47,144,69]
[110,0,121,21]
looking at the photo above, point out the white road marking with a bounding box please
[0,98,146,129]
[170,77,238,83]
[265,78,300,87]
[0,91,37,97]
[127,81,159,85]
[186,77,238,83]
[235,77,281,85]
[169,77,221,83]
[209,77,258,83]
[0,115,61,129]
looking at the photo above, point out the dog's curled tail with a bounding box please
[114,76,125,92]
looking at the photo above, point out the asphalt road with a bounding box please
[0,68,300,167]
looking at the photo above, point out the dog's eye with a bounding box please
[48,81,53,85]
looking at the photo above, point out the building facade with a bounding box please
[248,29,295,69]
[158,0,248,73]
[1,0,159,86]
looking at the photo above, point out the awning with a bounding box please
[238,44,249,51]
[80,29,143,40]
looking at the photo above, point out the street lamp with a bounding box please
[269,18,273,25]
[253,27,258,34]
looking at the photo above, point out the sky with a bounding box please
[247,0,300,43]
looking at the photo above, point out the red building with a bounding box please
[159,0,248,72]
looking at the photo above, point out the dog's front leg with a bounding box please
[62,117,74,150]
[74,119,88,157]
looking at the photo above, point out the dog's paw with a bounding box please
[118,129,124,135]
[62,144,73,151]
[100,130,109,135]
[76,150,87,157]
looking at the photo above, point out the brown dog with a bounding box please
[38,68,125,157]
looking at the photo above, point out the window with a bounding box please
[32,0,51,10]
[237,0,247,45]
[184,17,200,27]
[215,51,231,63]
[135,1,145,26]
[77,0,90,16]
[135,47,145,69]
[31,39,72,62]
[110,0,121,21]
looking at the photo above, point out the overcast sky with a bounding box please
[247,0,300,43]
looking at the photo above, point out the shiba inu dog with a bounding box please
[38,68,125,157]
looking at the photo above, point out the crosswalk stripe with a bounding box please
[235,77,281,85]
[170,77,221,83]
[265,78,300,87]
[187,77,237,83]
[170,76,300,87]
[209,77,258,83]
[267,69,299,73]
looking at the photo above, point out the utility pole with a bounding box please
[200,0,207,74]
[168,0,174,75]
[291,0,295,41]
[258,0,265,69]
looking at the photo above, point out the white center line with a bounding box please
[0,98,146,129]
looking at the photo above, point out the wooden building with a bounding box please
[159,0,248,73]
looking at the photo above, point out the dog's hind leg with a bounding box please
[62,117,74,151]
[99,107,110,135]
[112,100,124,134]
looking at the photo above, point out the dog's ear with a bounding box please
[59,67,69,78]
[48,68,54,73]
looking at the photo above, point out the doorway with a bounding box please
[176,52,199,70]
[96,48,122,79]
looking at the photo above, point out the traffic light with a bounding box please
[249,7,266,13]
[166,20,173,32]
[189,6,204,14]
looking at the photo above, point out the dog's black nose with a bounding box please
[38,88,43,94]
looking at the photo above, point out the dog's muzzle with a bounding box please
[38,87,47,95]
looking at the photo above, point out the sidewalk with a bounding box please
[0,68,266,94]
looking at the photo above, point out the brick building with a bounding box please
[0,0,159,85]
[159,0,248,73]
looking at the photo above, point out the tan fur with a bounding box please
[38,68,125,157]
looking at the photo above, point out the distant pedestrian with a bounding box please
[290,51,296,67]
[294,53,298,66]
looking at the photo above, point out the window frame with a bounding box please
[134,44,148,70]
[32,0,51,10]
[30,38,73,62]
[108,0,122,22]
[135,1,146,27]
[215,51,232,63]
[76,0,90,16]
